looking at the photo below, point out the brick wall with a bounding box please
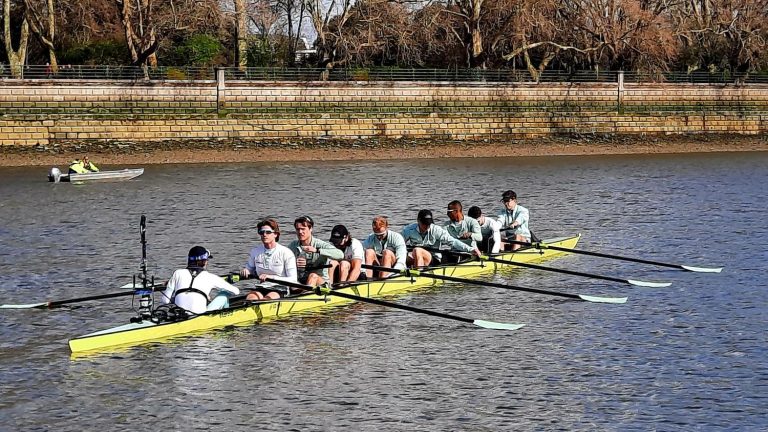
[1,80,766,146]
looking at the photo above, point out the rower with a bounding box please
[241,218,298,300]
[328,224,365,284]
[363,215,407,278]
[467,206,502,254]
[497,190,531,251]
[402,209,480,267]
[443,200,482,263]
[288,215,343,287]
[162,246,240,314]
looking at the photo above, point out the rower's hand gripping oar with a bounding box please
[261,277,525,330]
[510,239,722,273]
[362,264,627,304]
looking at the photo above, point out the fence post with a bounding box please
[216,68,225,115]
[617,70,625,114]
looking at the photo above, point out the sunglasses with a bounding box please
[446,209,458,214]
[258,229,275,235]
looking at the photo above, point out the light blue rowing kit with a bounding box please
[362,229,407,270]
[402,223,474,260]
[288,237,344,282]
[497,204,531,240]
[443,217,483,249]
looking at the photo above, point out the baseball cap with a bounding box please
[501,190,517,202]
[417,209,434,224]
[188,246,213,263]
[329,225,349,244]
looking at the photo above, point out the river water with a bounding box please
[0,151,766,431]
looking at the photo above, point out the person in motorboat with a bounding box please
[288,215,344,287]
[240,218,298,301]
[327,224,365,284]
[443,200,482,263]
[402,209,481,267]
[68,156,99,174]
[497,190,531,251]
[467,206,502,254]
[363,215,407,279]
[162,246,240,314]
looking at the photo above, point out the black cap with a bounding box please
[330,225,349,244]
[501,190,517,202]
[467,206,481,219]
[417,209,434,224]
[188,246,212,263]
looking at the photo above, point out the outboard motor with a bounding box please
[48,167,62,183]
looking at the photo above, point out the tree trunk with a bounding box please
[235,0,247,69]
[3,0,30,78]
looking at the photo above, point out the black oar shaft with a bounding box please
[513,241,689,269]
[47,290,140,308]
[485,257,627,284]
[319,289,473,324]
[362,264,581,300]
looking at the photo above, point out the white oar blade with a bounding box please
[1,302,47,309]
[472,320,526,330]
[578,294,628,304]
[628,279,672,288]
[681,265,722,273]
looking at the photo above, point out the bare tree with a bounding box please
[3,0,30,77]
[23,0,57,71]
[303,0,353,72]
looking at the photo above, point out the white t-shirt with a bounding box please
[162,269,240,314]
[244,243,298,283]
[342,238,365,262]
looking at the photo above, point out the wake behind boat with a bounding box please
[48,167,144,183]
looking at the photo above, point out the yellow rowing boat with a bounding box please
[68,234,581,354]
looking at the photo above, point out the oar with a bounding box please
[1,289,158,310]
[262,277,525,330]
[509,240,723,273]
[479,254,669,287]
[362,264,627,304]
[409,245,669,287]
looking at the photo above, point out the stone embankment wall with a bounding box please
[1,76,767,146]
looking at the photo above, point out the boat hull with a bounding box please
[69,234,580,354]
[49,168,144,183]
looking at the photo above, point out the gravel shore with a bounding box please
[1,134,766,167]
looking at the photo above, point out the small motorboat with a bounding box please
[48,167,144,183]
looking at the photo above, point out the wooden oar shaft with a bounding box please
[362,264,582,300]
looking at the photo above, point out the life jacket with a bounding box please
[69,160,88,174]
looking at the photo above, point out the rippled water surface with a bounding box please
[1,152,766,431]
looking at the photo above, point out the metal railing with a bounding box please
[2,64,767,84]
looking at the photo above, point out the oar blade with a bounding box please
[0,302,48,309]
[472,320,526,330]
[681,265,723,273]
[577,294,628,304]
[627,279,672,288]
